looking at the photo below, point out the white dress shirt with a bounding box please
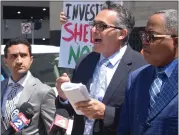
[90,45,127,92]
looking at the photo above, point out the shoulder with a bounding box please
[123,46,147,68]
[75,51,100,69]
[77,52,99,64]
[128,64,154,85]
[32,76,55,95]
[1,78,9,84]
[129,48,147,64]
[131,49,145,60]
[1,78,9,91]
[130,64,151,78]
[125,64,152,94]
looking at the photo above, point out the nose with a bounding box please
[16,55,23,64]
[142,40,150,46]
[140,36,150,46]
[91,25,96,32]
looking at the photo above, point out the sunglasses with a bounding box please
[89,21,123,31]
[140,31,177,44]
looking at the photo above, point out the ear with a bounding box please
[117,29,128,40]
[173,37,178,48]
[4,57,8,65]
[30,56,33,65]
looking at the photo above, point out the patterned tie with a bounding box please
[149,71,166,109]
[93,58,109,101]
[84,59,109,135]
[4,83,20,127]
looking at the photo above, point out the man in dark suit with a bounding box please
[56,1,147,135]
[118,9,178,135]
[1,38,56,135]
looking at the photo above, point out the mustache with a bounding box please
[14,64,23,68]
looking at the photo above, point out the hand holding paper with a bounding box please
[61,82,91,115]
[75,99,106,119]
[56,73,71,100]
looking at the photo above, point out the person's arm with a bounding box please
[40,89,56,133]
[55,95,75,117]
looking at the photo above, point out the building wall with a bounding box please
[124,1,178,27]
[1,1,50,44]
[1,1,49,7]
[2,19,49,39]
[49,1,63,45]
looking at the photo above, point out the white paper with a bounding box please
[61,82,91,115]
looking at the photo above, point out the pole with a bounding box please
[32,22,34,44]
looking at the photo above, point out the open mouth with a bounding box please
[94,38,102,44]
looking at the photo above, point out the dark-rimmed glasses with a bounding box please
[140,31,177,44]
[89,22,123,31]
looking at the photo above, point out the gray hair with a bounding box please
[154,9,178,35]
[101,1,135,35]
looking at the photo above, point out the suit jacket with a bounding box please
[118,64,178,135]
[1,73,56,135]
[56,45,147,135]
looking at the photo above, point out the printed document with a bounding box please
[61,82,91,115]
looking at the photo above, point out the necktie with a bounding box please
[149,71,166,109]
[93,58,109,101]
[84,59,109,135]
[4,83,20,127]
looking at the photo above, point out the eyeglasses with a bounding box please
[89,21,123,31]
[140,31,177,44]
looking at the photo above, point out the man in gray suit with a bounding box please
[1,38,56,135]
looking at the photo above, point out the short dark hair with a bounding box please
[102,1,135,39]
[4,38,32,58]
[154,9,178,36]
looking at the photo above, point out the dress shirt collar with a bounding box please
[99,45,127,67]
[155,58,178,78]
[8,71,31,87]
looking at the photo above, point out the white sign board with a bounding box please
[21,23,32,34]
[59,1,123,69]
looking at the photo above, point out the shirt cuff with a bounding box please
[59,97,69,104]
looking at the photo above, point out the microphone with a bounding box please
[2,102,34,135]
[49,109,71,135]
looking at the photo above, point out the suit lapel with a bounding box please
[102,46,133,104]
[16,74,37,108]
[147,65,178,121]
[137,66,155,127]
